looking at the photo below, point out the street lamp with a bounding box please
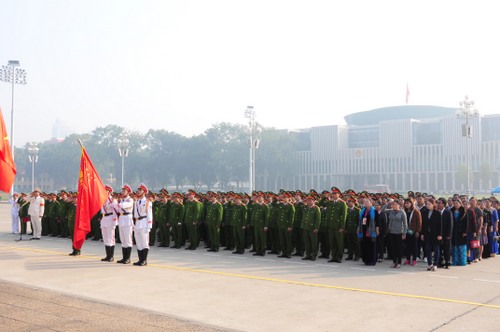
[118,134,129,188]
[27,142,39,191]
[0,60,27,194]
[244,106,261,193]
[457,95,479,197]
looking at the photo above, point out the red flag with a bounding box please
[73,146,108,250]
[0,108,16,193]
[406,83,410,104]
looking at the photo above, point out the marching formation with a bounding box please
[9,186,499,269]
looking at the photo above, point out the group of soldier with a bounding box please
[9,185,499,269]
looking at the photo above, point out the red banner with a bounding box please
[73,147,108,250]
[0,108,16,193]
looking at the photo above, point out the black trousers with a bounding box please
[390,233,403,265]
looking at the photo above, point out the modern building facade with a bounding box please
[277,105,500,194]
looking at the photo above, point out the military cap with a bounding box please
[331,186,342,194]
[122,184,133,194]
[105,184,113,193]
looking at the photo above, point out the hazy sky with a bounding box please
[1,0,499,147]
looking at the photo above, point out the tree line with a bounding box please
[13,123,301,194]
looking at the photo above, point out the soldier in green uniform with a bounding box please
[90,211,102,240]
[317,191,330,258]
[206,192,223,252]
[148,193,160,246]
[345,196,361,261]
[250,192,269,256]
[157,193,171,247]
[276,192,295,258]
[302,195,321,261]
[184,189,202,250]
[169,193,185,248]
[231,194,248,254]
[222,193,234,250]
[67,194,77,240]
[41,194,54,236]
[57,191,70,238]
[292,191,305,256]
[199,193,210,248]
[326,187,348,263]
[267,193,280,254]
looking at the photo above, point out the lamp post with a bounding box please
[27,142,39,192]
[118,134,129,188]
[457,96,479,197]
[0,60,27,195]
[244,106,261,193]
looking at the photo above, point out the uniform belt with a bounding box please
[137,216,146,220]
[122,212,131,215]
[104,213,113,216]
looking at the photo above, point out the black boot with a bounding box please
[101,246,110,261]
[134,249,143,265]
[124,247,131,264]
[140,249,148,266]
[117,247,130,264]
[69,248,81,256]
[108,245,114,262]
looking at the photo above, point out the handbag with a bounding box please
[470,240,480,249]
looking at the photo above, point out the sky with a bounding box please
[1,0,499,147]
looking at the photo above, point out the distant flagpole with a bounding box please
[406,83,410,104]
[73,140,108,251]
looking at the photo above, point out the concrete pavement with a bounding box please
[1,202,500,331]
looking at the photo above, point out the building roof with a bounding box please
[344,105,457,126]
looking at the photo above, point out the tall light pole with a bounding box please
[244,106,261,193]
[118,134,129,188]
[0,60,27,194]
[457,96,479,197]
[27,142,39,191]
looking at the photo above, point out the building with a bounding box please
[279,105,500,194]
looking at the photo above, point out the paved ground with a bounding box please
[1,202,500,331]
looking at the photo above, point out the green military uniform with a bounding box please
[47,198,59,236]
[57,197,70,238]
[317,196,330,258]
[276,199,295,258]
[245,201,255,250]
[222,199,234,250]
[184,197,202,250]
[91,211,102,241]
[302,201,321,260]
[67,200,76,239]
[231,200,247,254]
[41,197,52,236]
[267,199,279,254]
[326,197,347,262]
[250,200,270,256]
[89,211,102,240]
[149,199,160,246]
[345,203,361,260]
[292,199,305,256]
[169,197,185,248]
[157,199,171,247]
[205,197,223,251]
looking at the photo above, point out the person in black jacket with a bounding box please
[436,198,453,268]
[421,198,442,271]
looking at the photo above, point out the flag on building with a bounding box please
[73,145,108,250]
[406,83,410,104]
[0,108,16,193]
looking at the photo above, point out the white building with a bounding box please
[276,105,500,194]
